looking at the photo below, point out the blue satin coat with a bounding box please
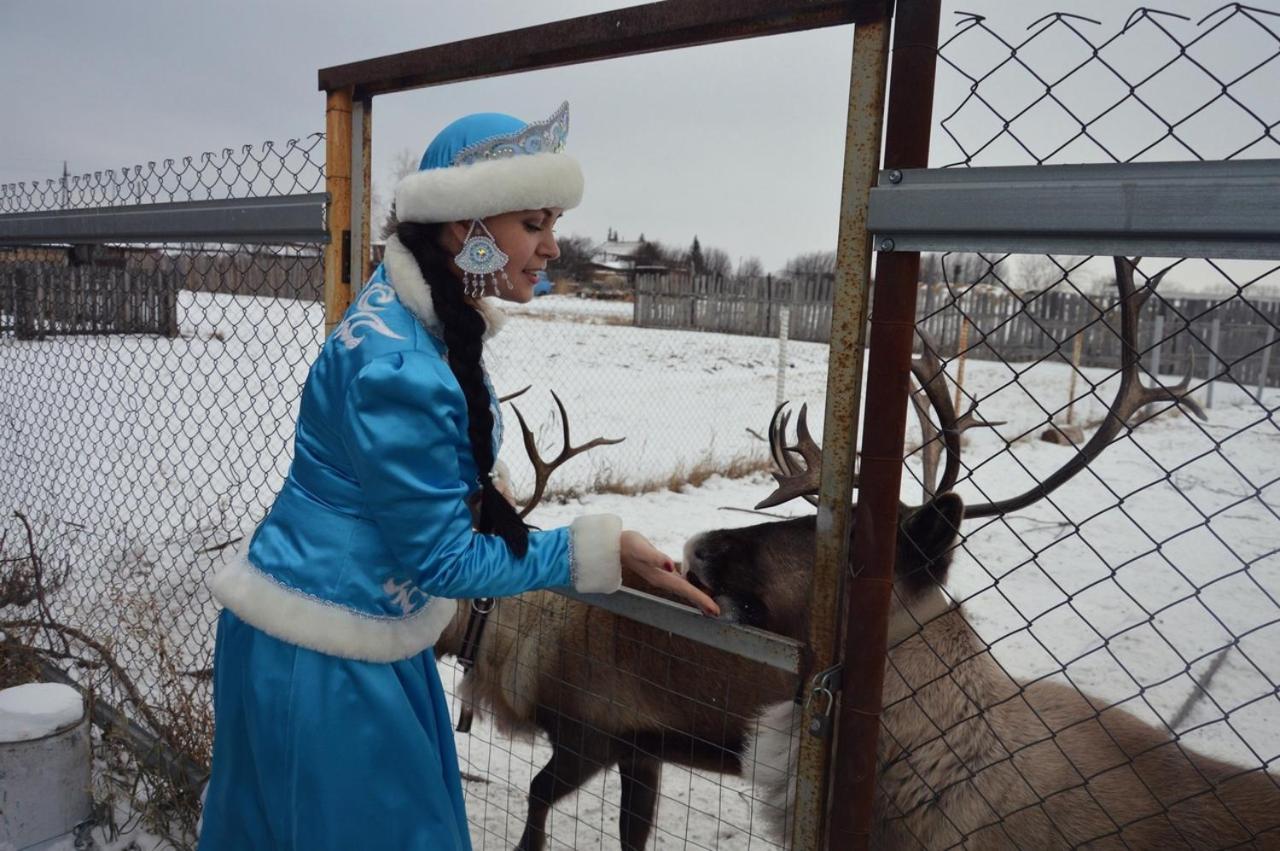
[200,250,619,850]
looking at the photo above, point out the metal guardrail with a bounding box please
[0,193,329,246]
[868,159,1280,260]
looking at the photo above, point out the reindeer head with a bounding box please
[684,257,1205,643]
[682,494,965,641]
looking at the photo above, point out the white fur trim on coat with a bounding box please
[569,514,623,594]
[395,152,583,224]
[382,235,506,342]
[210,553,459,663]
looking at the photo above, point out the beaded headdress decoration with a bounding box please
[451,103,570,297]
[452,101,570,167]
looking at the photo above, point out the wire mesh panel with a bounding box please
[436,585,805,850]
[0,136,325,838]
[873,6,1280,847]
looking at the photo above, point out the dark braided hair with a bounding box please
[396,220,529,557]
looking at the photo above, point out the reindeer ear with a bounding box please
[896,493,964,594]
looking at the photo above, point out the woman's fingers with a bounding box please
[646,566,720,616]
[619,530,720,616]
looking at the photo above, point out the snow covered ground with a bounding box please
[2,288,1277,849]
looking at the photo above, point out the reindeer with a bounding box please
[685,259,1280,848]
[436,393,963,851]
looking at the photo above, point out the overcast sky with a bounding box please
[2,1,1275,272]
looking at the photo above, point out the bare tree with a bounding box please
[1015,254,1086,292]
[737,256,765,278]
[377,148,423,240]
[920,251,1009,287]
[548,234,597,282]
[703,247,732,277]
[782,250,837,277]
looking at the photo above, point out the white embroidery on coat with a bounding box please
[382,576,430,616]
[335,282,407,350]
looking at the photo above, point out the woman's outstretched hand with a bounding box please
[620,530,720,617]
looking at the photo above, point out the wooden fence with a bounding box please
[918,282,1280,390]
[634,272,834,342]
[1,263,178,339]
[631,273,1280,390]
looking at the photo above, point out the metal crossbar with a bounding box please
[557,586,803,674]
[0,194,329,246]
[868,159,1280,260]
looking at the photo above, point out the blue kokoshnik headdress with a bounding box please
[394,101,583,225]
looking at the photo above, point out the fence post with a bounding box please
[14,269,31,340]
[1066,331,1084,425]
[1207,316,1223,409]
[786,8,895,851]
[34,265,47,340]
[829,0,943,848]
[776,304,790,409]
[1150,312,1165,379]
[323,87,354,337]
[165,268,179,338]
[1259,326,1276,399]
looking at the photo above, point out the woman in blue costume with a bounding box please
[198,102,718,850]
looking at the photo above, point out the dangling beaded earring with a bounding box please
[454,219,511,298]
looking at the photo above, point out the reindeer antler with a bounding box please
[911,330,1004,501]
[960,256,1206,518]
[757,403,825,509]
[510,391,624,519]
[754,257,1204,519]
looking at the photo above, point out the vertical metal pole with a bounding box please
[350,97,374,288]
[1066,331,1084,425]
[788,7,894,851]
[350,98,365,293]
[777,304,791,409]
[1258,326,1275,399]
[828,0,943,847]
[1151,313,1165,379]
[324,87,353,337]
[1207,316,1222,409]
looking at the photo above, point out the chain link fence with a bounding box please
[862,6,1280,846]
[3,3,1279,848]
[0,136,326,841]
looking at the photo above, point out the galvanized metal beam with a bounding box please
[555,585,803,674]
[318,0,879,97]
[0,194,328,246]
[868,159,1280,260]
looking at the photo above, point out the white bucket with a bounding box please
[0,683,92,849]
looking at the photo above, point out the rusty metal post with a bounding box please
[324,87,353,336]
[829,0,944,847]
[788,6,894,851]
[350,97,374,291]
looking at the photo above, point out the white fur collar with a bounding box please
[382,235,507,342]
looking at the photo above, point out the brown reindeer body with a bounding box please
[869,598,1280,849]
[434,580,797,851]
[727,498,1280,849]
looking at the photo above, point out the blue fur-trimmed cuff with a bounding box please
[568,514,622,594]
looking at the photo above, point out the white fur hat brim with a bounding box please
[395,152,584,223]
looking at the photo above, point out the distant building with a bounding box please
[589,240,672,285]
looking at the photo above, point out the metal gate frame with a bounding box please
[316,2,898,849]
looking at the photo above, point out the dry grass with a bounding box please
[538,448,772,502]
[1,513,209,849]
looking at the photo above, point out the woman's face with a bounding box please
[445,207,563,304]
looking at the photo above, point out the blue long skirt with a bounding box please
[198,609,471,850]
